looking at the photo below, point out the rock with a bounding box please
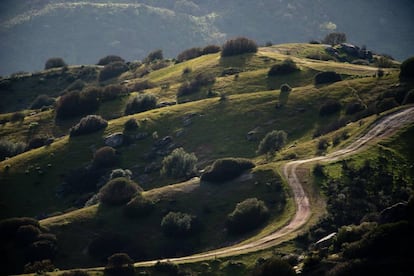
[104,132,124,148]
[157,101,176,108]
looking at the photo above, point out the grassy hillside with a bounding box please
[1,42,413,274]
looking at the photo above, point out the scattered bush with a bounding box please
[161,212,195,237]
[97,55,125,66]
[101,84,126,101]
[177,73,215,96]
[376,56,394,68]
[45,57,67,69]
[10,111,25,122]
[319,99,342,116]
[60,270,90,276]
[257,130,287,155]
[252,258,296,276]
[153,261,179,276]
[66,79,85,91]
[99,177,142,206]
[55,88,100,119]
[99,61,129,82]
[280,83,292,93]
[130,80,156,91]
[123,118,139,132]
[399,56,414,81]
[322,32,347,46]
[144,49,163,64]
[177,47,203,63]
[0,217,39,240]
[69,115,108,137]
[24,259,55,274]
[27,239,58,261]
[345,101,365,115]
[110,168,132,180]
[92,146,117,168]
[376,97,399,113]
[0,139,26,161]
[124,94,157,115]
[317,138,329,151]
[227,198,269,234]
[201,158,255,183]
[268,59,299,76]
[27,136,49,150]
[16,225,41,245]
[314,71,342,85]
[221,37,258,57]
[30,94,55,109]
[202,44,221,55]
[123,195,154,218]
[161,147,198,178]
[105,253,135,276]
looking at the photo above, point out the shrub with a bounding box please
[0,139,26,161]
[105,253,135,276]
[92,146,117,168]
[322,32,347,46]
[55,88,100,119]
[101,84,126,101]
[97,55,125,66]
[66,79,85,91]
[376,97,399,112]
[319,99,341,116]
[202,44,221,55]
[45,57,67,69]
[16,225,41,245]
[399,56,414,81]
[153,261,179,276]
[227,198,269,234]
[123,195,154,218]
[280,83,292,93]
[314,71,342,85]
[88,233,127,261]
[123,118,139,132]
[99,61,129,82]
[177,73,215,96]
[10,111,25,122]
[376,56,394,68]
[27,240,57,261]
[24,260,55,274]
[110,168,132,180]
[60,270,90,276]
[160,147,198,178]
[69,115,108,137]
[403,89,414,104]
[200,158,255,182]
[130,80,156,91]
[161,212,195,237]
[0,217,39,240]
[252,258,296,276]
[124,94,157,115]
[345,101,365,115]
[99,177,142,206]
[268,59,299,76]
[27,136,49,150]
[221,37,258,57]
[144,49,163,63]
[176,47,203,63]
[30,94,55,109]
[317,138,329,151]
[257,130,287,155]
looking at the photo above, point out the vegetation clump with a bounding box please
[105,253,135,276]
[322,32,347,46]
[69,115,108,137]
[314,71,342,85]
[221,37,258,57]
[55,87,101,119]
[161,147,198,179]
[92,146,118,168]
[97,55,125,66]
[124,94,157,115]
[268,59,299,76]
[123,195,154,218]
[0,139,26,161]
[399,56,414,81]
[161,212,196,237]
[177,72,215,97]
[252,258,296,276]
[101,84,126,101]
[144,49,163,64]
[319,99,342,116]
[227,198,269,234]
[99,177,142,206]
[30,94,55,109]
[99,61,129,82]
[257,130,287,155]
[123,118,139,132]
[201,158,255,183]
[44,57,67,69]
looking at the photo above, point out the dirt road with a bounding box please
[132,106,414,266]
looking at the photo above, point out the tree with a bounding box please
[322,32,347,46]
[144,49,163,63]
[221,37,258,57]
[161,148,198,179]
[99,177,142,206]
[44,57,67,69]
[105,253,135,276]
[124,94,157,115]
[399,56,414,81]
[92,146,117,168]
[161,212,195,237]
[257,130,287,155]
[97,55,125,65]
[227,198,269,234]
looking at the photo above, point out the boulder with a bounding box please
[104,132,124,148]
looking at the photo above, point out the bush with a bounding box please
[92,146,117,168]
[24,260,55,274]
[45,57,67,69]
[376,97,399,112]
[202,44,221,55]
[322,32,347,46]
[257,130,287,155]
[130,80,156,91]
[314,71,342,85]
[66,79,85,91]
[268,59,299,76]
[200,158,255,182]
[403,89,414,104]
[176,47,203,63]
[319,99,341,116]
[27,136,49,150]
[101,84,126,101]
[60,270,90,276]
[123,118,139,132]
[252,258,296,276]
[123,195,154,218]
[280,83,292,93]
[55,88,100,119]
[99,177,142,206]
[99,61,129,82]
[0,139,26,161]
[161,212,195,237]
[88,233,127,261]
[227,198,269,234]
[317,138,329,151]
[345,101,365,115]
[160,148,198,179]
[144,49,163,63]
[399,56,414,81]
[97,55,125,66]
[376,56,394,68]
[15,225,41,245]
[10,111,25,122]
[221,37,258,57]
[30,94,55,109]
[69,115,108,137]
[105,253,135,276]
[27,239,57,261]
[177,73,215,97]
[153,261,179,276]
[0,217,39,240]
[124,94,157,115]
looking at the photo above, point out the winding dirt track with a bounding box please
[131,107,414,266]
